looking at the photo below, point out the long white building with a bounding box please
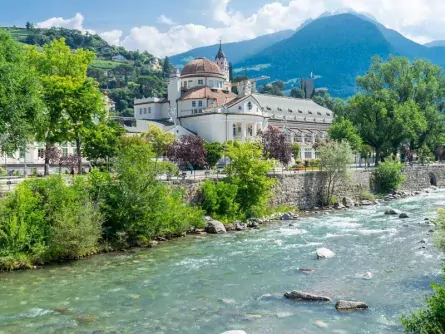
[129,44,333,160]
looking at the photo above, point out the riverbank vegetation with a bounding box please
[0,136,204,270]
[401,211,445,333]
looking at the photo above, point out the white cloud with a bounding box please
[157,15,177,26]
[99,30,123,46]
[37,0,445,57]
[36,12,87,31]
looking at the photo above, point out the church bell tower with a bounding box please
[215,41,229,83]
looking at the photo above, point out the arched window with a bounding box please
[247,102,253,111]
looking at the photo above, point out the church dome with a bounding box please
[181,57,223,77]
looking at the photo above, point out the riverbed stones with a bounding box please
[342,197,355,208]
[284,291,332,302]
[235,222,247,231]
[280,213,293,221]
[205,220,227,234]
[225,224,235,231]
[335,300,368,311]
[385,209,401,215]
[399,213,409,219]
[360,200,373,206]
[316,248,336,259]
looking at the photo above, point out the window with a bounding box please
[139,108,143,115]
[247,102,253,111]
[183,82,188,89]
[233,124,237,136]
[192,101,196,108]
[38,148,45,159]
[209,80,214,87]
[238,106,242,111]
[305,149,312,159]
[144,108,147,114]
[198,101,203,107]
[266,106,271,111]
[198,79,204,85]
[148,107,151,113]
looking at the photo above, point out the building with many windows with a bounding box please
[127,44,334,160]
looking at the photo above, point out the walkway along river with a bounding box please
[0,191,444,333]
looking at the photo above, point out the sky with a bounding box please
[1,0,444,57]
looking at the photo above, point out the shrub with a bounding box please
[401,268,445,333]
[374,157,406,193]
[359,191,376,201]
[201,180,240,222]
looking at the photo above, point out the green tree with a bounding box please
[290,87,305,99]
[205,142,225,168]
[0,29,43,153]
[318,141,354,205]
[162,56,170,78]
[291,143,301,160]
[224,141,276,217]
[328,119,363,152]
[82,119,124,163]
[345,56,445,165]
[27,38,97,174]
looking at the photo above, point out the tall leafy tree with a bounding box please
[162,56,170,78]
[205,142,225,168]
[27,38,104,174]
[344,56,445,165]
[260,125,292,165]
[167,135,207,167]
[0,29,43,153]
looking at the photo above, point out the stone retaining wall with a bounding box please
[177,165,445,210]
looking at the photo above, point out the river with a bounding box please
[1,191,444,334]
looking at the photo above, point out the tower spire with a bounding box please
[215,39,226,59]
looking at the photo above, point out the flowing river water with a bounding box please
[1,192,445,334]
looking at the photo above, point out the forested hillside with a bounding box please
[3,25,168,116]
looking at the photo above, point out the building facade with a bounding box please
[129,45,333,160]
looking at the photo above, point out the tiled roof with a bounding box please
[181,58,223,77]
[252,93,333,124]
[180,86,237,108]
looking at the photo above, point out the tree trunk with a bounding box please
[374,148,380,167]
[44,142,50,176]
[76,137,82,174]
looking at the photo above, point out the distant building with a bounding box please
[124,44,333,160]
[301,78,315,99]
[111,54,127,62]
[149,58,162,72]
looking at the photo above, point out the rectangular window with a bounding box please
[38,148,45,159]
[247,125,253,137]
[144,108,147,114]
[63,148,68,157]
[192,101,196,108]
[233,124,237,136]
[305,149,312,159]
[238,106,242,111]
[209,80,214,87]
[198,79,204,85]
[148,107,151,113]
[139,108,143,115]
[198,101,203,107]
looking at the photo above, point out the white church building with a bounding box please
[129,44,334,160]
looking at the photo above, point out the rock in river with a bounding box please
[220,331,247,334]
[385,209,401,215]
[399,213,409,219]
[342,197,355,208]
[284,291,332,302]
[205,220,227,234]
[335,300,368,311]
[316,248,336,259]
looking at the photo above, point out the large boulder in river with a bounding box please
[385,209,401,215]
[284,291,332,302]
[399,213,409,219]
[342,197,355,208]
[205,220,227,234]
[335,300,368,311]
[316,248,336,259]
[360,200,374,206]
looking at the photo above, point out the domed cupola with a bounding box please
[180,57,224,78]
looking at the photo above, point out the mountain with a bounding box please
[425,40,445,48]
[169,30,294,69]
[236,14,445,98]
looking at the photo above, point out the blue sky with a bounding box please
[1,0,444,57]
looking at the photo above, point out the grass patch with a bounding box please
[359,191,376,201]
[91,59,121,70]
